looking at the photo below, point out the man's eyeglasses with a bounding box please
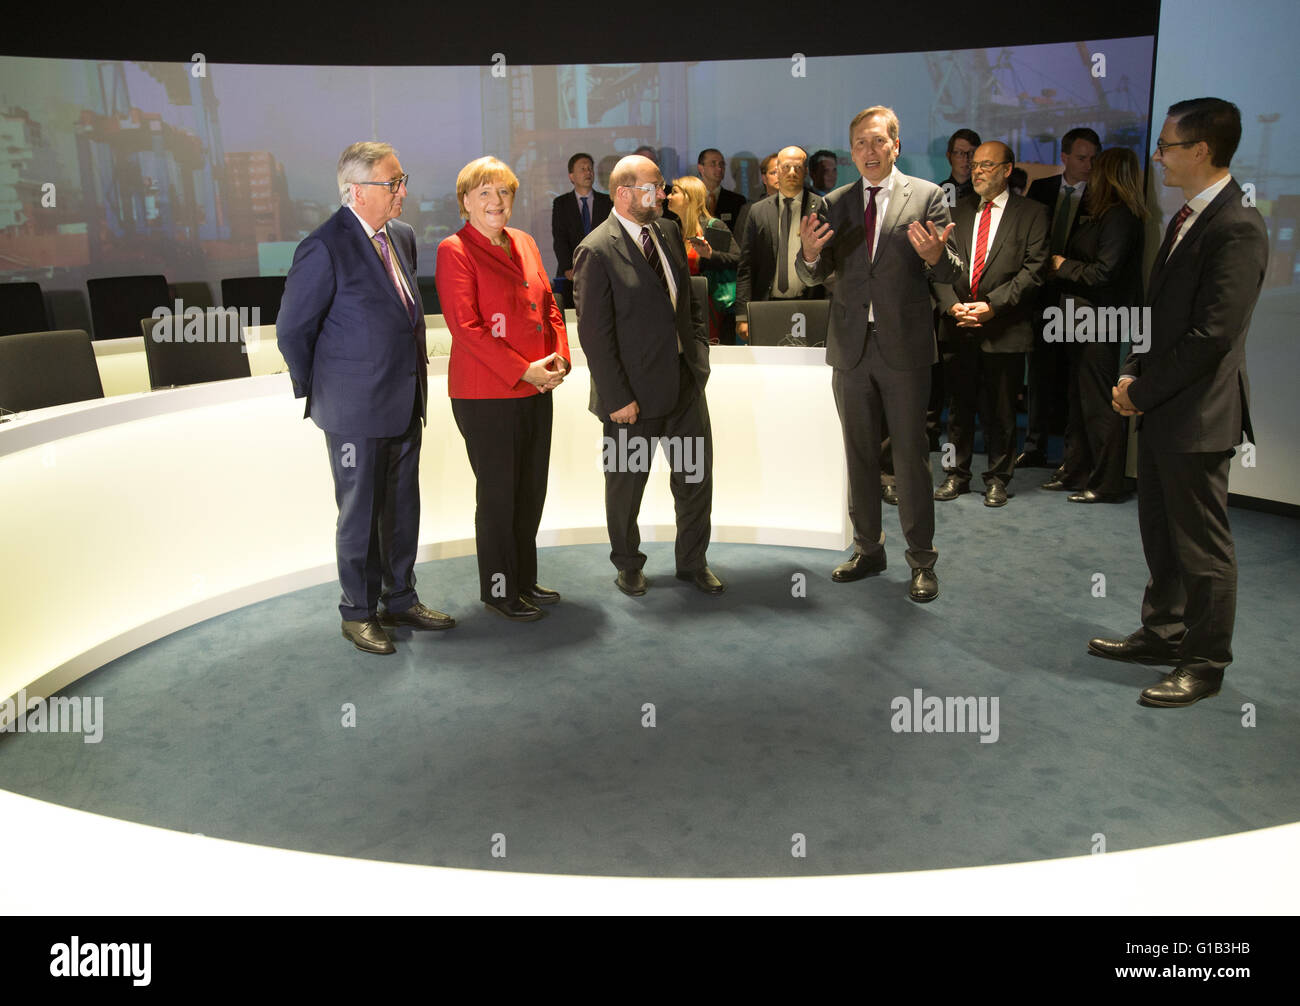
[950,150,975,160]
[971,160,1010,172]
[1154,139,1202,155]
[355,174,410,194]
[621,181,671,195]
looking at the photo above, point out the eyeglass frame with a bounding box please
[1154,138,1203,155]
[970,159,1011,173]
[354,173,410,194]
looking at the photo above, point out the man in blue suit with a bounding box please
[277,141,455,655]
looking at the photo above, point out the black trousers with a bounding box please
[324,396,422,621]
[1024,336,1069,458]
[942,341,1024,487]
[602,356,713,573]
[1061,341,1128,494]
[1136,437,1237,680]
[452,394,553,602]
[833,332,936,569]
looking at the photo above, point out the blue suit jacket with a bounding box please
[277,207,427,438]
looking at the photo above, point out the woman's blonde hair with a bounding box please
[455,156,519,220]
[672,175,710,243]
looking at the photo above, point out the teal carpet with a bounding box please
[3,470,1297,878]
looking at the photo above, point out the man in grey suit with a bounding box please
[572,154,721,597]
[932,141,1049,507]
[797,106,963,602]
[735,145,827,341]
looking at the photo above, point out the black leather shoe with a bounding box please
[520,584,561,605]
[676,567,725,594]
[933,476,970,501]
[1068,489,1131,504]
[380,602,456,630]
[909,566,938,603]
[1016,450,1048,468]
[881,483,899,506]
[341,618,396,654]
[1040,471,1082,491]
[832,552,886,582]
[983,483,1009,507]
[484,597,544,621]
[1139,667,1223,707]
[616,569,648,596]
[1087,634,1179,666]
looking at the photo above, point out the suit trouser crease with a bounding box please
[603,356,713,572]
[325,401,422,621]
[1137,437,1236,678]
[832,333,937,569]
[453,394,553,602]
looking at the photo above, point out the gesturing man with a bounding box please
[572,155,721,597]
[1089,98,1268,707]
[277,141,455,655]
[796,106,963,602]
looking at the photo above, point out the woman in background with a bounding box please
[667,175,740,344]
[436,156,571,620]
[1050,146,1147,503]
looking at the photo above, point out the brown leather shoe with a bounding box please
[379,602,456,631]
[933,475,969,501]
[342,618,396,655]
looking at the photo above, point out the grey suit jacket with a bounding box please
[572,212,709,420]
[796,169,962,370]
[932,192,1049,353]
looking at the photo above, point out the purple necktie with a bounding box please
[373,231,417,324]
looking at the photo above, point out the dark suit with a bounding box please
[1025,173,1086,459]
[277,207,428,621]
[796,170,962,569]
[933,192,1049,487]
[1054,202,1144,494]
[736,190,827,319]
[572,211,712,574]
[1120,177,1267,681]
[709,187,747,232]
[552,189,612,278]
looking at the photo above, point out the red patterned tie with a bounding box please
[863,185,882,259]
[970,200,993,299]
[1163,202,1194,261]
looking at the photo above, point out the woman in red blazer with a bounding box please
[435,156,572,621]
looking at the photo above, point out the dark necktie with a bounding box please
[863,185,882,259]
[777,196,793,293]
[373,231,417,325]
[970,200,993,299]
[639,226,671,299]
[1051,184,1076,254]
[1160,202,1194,262]
[580,195,591,234]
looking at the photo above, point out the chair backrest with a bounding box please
[746,298,831,347]
[140,311,253,390]
[0,282,50,337]
[220,276,287,326]
[689,276,709,318]
[0,330,104,413]
[170,280,215,311]
[86,274,171,342]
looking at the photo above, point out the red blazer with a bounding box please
[435,223,571,399]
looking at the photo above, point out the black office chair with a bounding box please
[689,276,709,318]
[745,299,831,347]
[86,274,171,342]
[220,276,287,327]
[0,282,50,337]
[170,280,215,311]
[0,330,104,413]
[140,311,252,390]
[416,277,440,315]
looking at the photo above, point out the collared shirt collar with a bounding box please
[1188,173,1233,212]
[861,166,898,199]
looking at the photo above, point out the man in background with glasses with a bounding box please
[1090,98,1268,708]
[277,141,456,656]
[572,154,721,598]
